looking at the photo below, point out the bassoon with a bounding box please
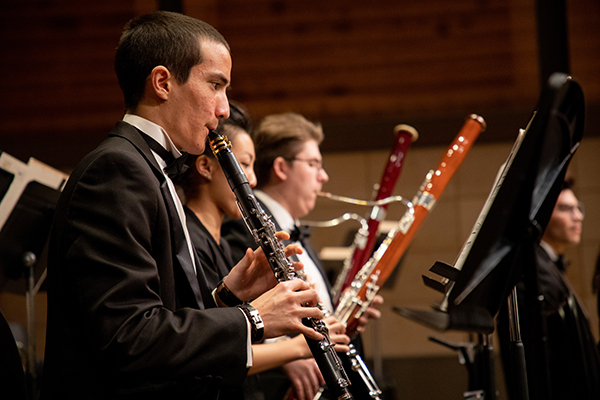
[335,115,486,336]
[208,130,354,400]
[331,124,419,305]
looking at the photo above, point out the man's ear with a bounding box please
[272,156,289,182]
[149,65,171,101]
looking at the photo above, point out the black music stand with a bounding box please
[0,152,67,398]
[393,72,584,399]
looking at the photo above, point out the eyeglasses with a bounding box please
[285,158,324,171]
[555,201,585,219]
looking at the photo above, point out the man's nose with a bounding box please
[216,95,230,120]
[319,167,329,182]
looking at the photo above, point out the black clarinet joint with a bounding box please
[208,129,354,400]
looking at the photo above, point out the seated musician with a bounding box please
[41,12,324,400]
[176,102,351,400]
[222,112,383,400]
[497,178,600,400]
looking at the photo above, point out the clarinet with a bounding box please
[208,130,353,400]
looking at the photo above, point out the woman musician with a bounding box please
[176,102,351,400]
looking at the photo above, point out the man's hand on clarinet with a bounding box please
[251,279,324,340]
[225,231,302,301]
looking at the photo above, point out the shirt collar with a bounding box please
[254,190,297,234]
[123,114,183,160]
[540,240,559,262]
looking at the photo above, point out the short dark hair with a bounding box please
[562,176,575,191]
[253,113,323,189]
[114,11,230,111]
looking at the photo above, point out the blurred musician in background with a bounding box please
[222,112,383,400]
[592,247,600,350]
[498,178,600,400]
[176,102,350,400]
[41,11,324,400]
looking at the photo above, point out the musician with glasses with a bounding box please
[223,112,383,400]
[593,248,600,351]
[497,178,600,400]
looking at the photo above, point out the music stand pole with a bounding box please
[521,249,552,400]
[23,251,38,396]
[476,333,497,400]
[507,287,529,400]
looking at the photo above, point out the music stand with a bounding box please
[394,72,584,398]
[0,152,67,396]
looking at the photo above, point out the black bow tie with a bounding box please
[556,255,570,272]
[163,153,189,180]
[141,133,190,180]
[290,224,311,243]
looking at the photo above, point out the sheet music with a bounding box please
[0,153,68,230]
[439,127,528,311]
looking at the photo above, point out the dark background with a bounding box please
[1,0,598,170]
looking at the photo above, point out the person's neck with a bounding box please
[541,237,566,256]
[261,185,298,220]
[132,103,180,148]
[131,103,160,124]
[186,197,224,242]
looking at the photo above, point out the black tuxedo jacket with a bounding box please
[498,244,600,400]
[41,122,248,400]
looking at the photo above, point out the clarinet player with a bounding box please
[176,101,352,400]
[41,11,323,400]
[222,112,384,400]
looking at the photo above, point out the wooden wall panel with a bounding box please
[0,0,598,166]
[569,0,600,95]
[0,3,598,395]
[0,0,138,168]
[215,0,519,119]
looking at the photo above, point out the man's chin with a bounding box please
[188,141,206,155]
[304,202,317,216]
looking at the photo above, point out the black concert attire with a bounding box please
[222,190,366,400]
[0,310,28,400]
[593,248,600,351]
[41,116,250,400]
[184,205,265,400]
[184,206,234,287]
[498,241,600,400]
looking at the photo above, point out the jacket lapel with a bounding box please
[109,122,212,309]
